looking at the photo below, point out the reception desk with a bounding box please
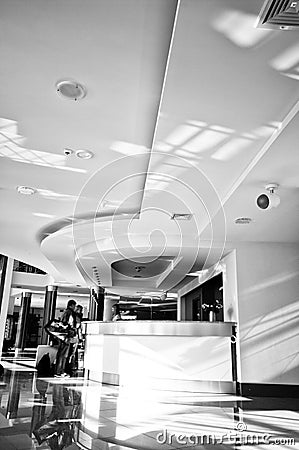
[83,321,238,394]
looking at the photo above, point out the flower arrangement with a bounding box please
[202,300,223,313]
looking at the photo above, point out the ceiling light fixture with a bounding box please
[56,80,86,101]
[64,148,74,156]
[76,150,94,159]
[17,186,36,195]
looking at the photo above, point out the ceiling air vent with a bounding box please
[171,213,193,221]
[235,217,253,225]
[256,0,299,30]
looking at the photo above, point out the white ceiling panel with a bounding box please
[0,0,298,295]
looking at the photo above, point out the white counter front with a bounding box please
[83,321,237,393]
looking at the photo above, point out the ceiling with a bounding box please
[0,0,298,296]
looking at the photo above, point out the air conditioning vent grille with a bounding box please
[170,213,193,221]
[256,0,299,29]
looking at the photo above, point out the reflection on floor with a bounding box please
[0,353,298,449]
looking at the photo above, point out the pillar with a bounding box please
[0,256,14,356]
[6,371,21,419]
[15,291,32,352]
[89,287,105,321]
[40,285,57,345]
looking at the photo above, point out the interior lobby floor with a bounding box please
[0,354,298,450]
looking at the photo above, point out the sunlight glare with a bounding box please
[212,137,251,161]
[165,124,199,146]
[183,130,227,153]
[213,10,272,48]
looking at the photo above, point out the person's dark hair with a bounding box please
[67,299,76,308]
[76,304,83,312]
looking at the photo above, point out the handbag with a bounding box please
[44,319,70,342]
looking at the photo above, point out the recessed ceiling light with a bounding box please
[17,186,36,195]
[76,150,94,159]
[64,148,74,156]
[235,217,253,225]
[56,80,86,101]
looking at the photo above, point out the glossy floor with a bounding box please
[0,354,298,450]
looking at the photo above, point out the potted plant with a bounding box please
[201,300,223,322]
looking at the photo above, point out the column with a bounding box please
[15,291,32,353]
[6,371,22,419]
[88,289,96,321]
[89,287,105,321]
[0,256,14,356]
[40,285,57,345]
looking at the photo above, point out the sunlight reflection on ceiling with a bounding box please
[33,212,56,218]
[270,42,299,81]
[0,116,86,173]
[212,10,273,48]
[37,189,78,201]
[110,141,149,156]
[147,119,261,196]
[212,137,251,161]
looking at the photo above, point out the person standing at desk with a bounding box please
[112,304,121,321]
[68,304,84,374]
[55,299,77,378]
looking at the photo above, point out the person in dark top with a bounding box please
[67,304,84,374]
[112,304,121,321]
[55,299,76,378]
[75,305,83,328]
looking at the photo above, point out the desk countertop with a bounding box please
[83,320,235,337]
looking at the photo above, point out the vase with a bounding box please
[209,311,216,322]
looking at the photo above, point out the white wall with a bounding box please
[179,242,299,386]
[236,242,299,385]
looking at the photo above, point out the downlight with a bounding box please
[17,186,36,195]
[56,80,86,101]
[76,150,94,159]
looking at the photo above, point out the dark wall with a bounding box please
[183,273,223,321]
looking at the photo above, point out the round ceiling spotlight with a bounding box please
[76,149,94,159]
[56,80,86,101]
[17,186,36,195]
[63,148,74,156]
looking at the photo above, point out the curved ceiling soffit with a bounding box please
[38,151,228,289]
[74,234,202,291]
[37,152,154,243]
